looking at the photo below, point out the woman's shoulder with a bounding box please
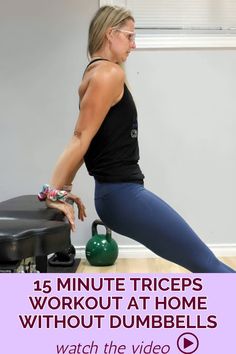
[92,61,124,83]
[79,61,124,100]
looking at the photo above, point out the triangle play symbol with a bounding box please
[184,338,193,349]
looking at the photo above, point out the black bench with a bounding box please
[0,195,71,272]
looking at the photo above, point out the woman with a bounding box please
[39,5,235,273]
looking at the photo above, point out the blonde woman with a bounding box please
[40,6,235,273]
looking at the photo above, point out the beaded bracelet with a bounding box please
[38,184,68,202]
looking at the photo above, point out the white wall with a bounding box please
[0,1,235,251]
[0,0,99,247]
[126,49,236,245]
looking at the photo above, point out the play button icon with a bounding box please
[177,332,199,353]
[184,338,194,349]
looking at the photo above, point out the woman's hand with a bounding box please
[46,193,86,232]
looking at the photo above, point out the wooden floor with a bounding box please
[76,257,236,273]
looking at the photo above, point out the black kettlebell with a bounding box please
[85,219,118,266]
[48,245,76,267]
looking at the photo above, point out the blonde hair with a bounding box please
[88,5,134,59]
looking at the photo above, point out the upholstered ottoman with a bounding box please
[0,195,71,272]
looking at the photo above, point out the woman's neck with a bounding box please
[91,48,117,63]
[90,55,108,61]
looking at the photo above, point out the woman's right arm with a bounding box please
[46,63,125,230]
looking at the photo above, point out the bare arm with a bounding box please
[47,63,124,230]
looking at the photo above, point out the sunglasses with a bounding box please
[112,28,136,43]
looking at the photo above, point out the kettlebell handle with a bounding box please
[92,219,112,241]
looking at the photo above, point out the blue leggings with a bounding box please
[95,181,235,273]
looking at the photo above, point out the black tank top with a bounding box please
[83,59,144,183]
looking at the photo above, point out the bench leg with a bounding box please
[36,255,48,273]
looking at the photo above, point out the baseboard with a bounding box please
[208,244,236,257]
[76,244,236,259]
